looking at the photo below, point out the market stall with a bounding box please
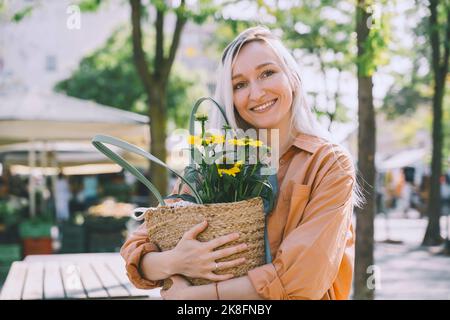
[0,90,150,266]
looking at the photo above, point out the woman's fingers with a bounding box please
[212,243,248,260]
[206,232,240,250]
[214,257,246,271]
[182,220,208,240]
[164,198,182,205]
[205,273,235,282]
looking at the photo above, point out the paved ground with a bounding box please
[371,213,450,300]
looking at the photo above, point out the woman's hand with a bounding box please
[170,220,248,281]
[160,275,191,300]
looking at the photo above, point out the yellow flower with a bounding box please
[187,135,202,145]
[217,161,242,177]
[227,138,246,146]
[211,135,225,144]
[203,137,213,145]
[247,139,264,147]
[218,166,240,177]
[194,113,208,122]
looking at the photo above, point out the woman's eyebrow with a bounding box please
[232,62,276,80]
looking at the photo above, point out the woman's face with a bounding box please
[231,41,293,130]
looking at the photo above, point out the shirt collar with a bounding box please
[291,132,325,154]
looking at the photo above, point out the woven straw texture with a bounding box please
[144,197,266,288]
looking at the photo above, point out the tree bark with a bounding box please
[129,0,187,205]
[422,0,449,246]
[148,86,169,205]
[354,0,376,300]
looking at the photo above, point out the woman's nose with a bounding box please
[249,82,266,101]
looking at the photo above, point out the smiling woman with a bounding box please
[120,26,363,300]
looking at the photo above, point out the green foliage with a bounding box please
[18,218,53,239]
[78,0,104,12]
[210,0,360,127]
[381,5,432,118]
[150,0,169,12]
[0,200,19,226]
[11,5,33,22]
[381,0,450,169]
[55,26,207,128]
[356,1,392,77]
[381,75,431,119]
[206,20,255,56]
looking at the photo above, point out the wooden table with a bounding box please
[0,253,162,300]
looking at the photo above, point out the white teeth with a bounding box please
[252,99,276,112]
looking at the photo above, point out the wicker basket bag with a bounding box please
[144,197,266,287]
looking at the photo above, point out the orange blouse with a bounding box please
[120,133,356,300]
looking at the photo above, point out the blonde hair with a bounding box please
[209,25,364,208]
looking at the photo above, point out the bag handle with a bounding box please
[91,134,202,206]
[189,97,230,136]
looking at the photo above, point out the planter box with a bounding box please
[0,224,20,244]
[85,216,129,233]
[19,221,53,239]
[0,244,22,263]
[0,264,11,284]
[60,223,86,253]
[22,237,52,256]
[87,230,125,253]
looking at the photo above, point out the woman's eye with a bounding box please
[233,82,246,90]
[262,70,275,78]
[261,70,275,78]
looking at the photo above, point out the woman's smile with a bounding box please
[250,98,278,113]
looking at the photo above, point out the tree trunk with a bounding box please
[423,75,444,245]
[148,87,168,206]
[354,0,376,300]
[422,0,449,246]
[129,0,186,206]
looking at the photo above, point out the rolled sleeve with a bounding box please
[248,263,288,299]
[248,151,355,300]
[120,222,163,289]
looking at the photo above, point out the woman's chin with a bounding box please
[251,119,280,130]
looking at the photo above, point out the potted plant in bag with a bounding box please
[92,97,278,289]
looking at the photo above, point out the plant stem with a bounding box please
[256,181,264,197]
[243,164,257,196]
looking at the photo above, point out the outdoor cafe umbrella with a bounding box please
[0,90,149,146]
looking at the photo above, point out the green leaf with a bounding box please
[164,193,198,204]
[12,5,33,22]
[78,0,103,12]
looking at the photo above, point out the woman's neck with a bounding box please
[265,125,296,160]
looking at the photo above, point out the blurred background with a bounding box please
[0,0,448,300]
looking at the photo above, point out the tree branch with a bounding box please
[163,0,187,81]
[130,0,154,91]
[429,0,441,80]
[439,4,450,84]
[155,7,165,80]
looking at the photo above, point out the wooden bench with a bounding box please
[0,253,161,300]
